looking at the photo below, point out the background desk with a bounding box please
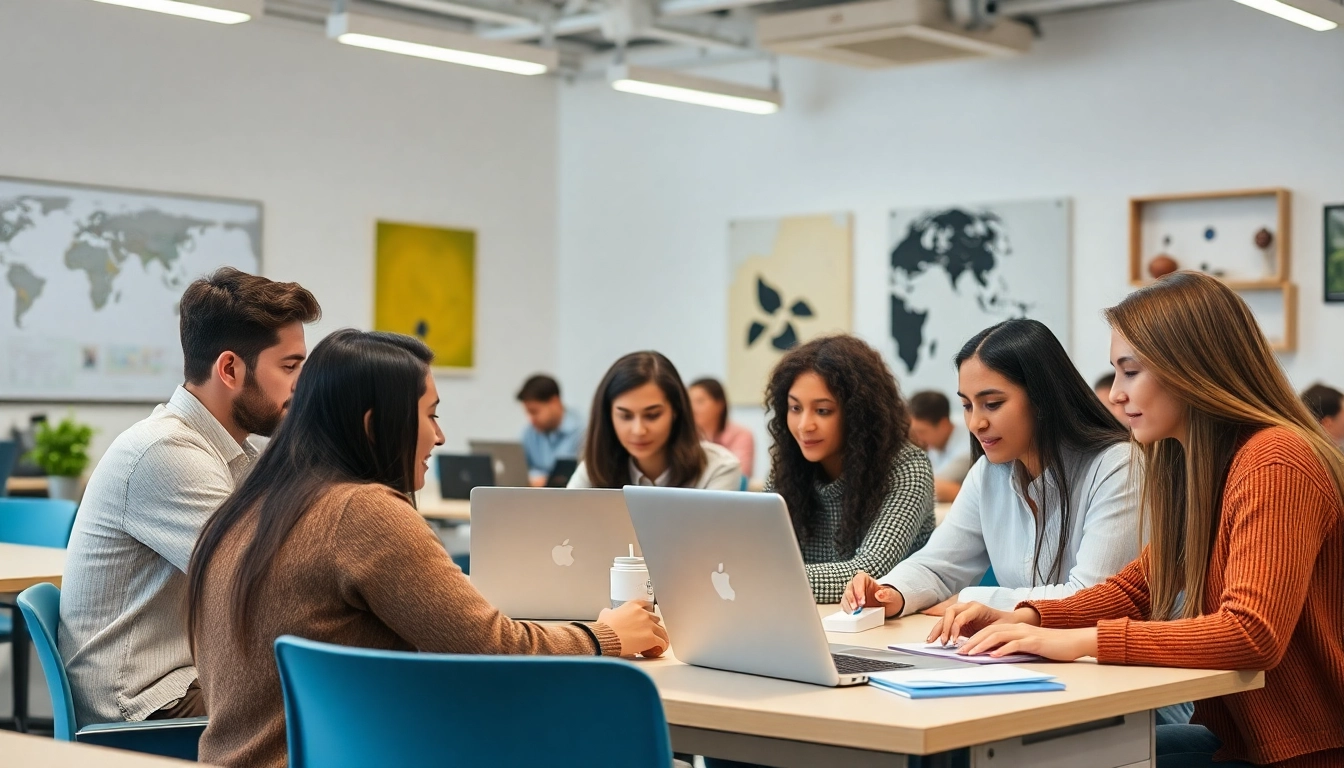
[418,497,471,523]
[6,477,50,496]
[0,542,65,592]
[0,730,210,767]
[640,607,1262,767]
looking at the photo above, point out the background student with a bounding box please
[60,268,320,726]
[935,273,1344,768]
[1301,382,1344,446]
[689,377,755,478]
[189,330,668,768]
[569,352,741,490]
[907,390,972,502]
[516,373,585,486]
[842,319,1139,618]
[764,334,935,604]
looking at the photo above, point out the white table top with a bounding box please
[636,606,1262,755]
[417,496,471,522]
[0,730,211,767]
[0,542,66,593]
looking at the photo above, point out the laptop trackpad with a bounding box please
[829,644,964,670]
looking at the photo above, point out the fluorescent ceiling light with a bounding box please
[1229,0,1343,31]
[608,64,781,115]
[327,12,557,76]
[85,0,261,24]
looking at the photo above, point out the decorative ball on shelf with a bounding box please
[1204,227,1217,241]
[1148,254,1179,279]
[1254,228,1274,249]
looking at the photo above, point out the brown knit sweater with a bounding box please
[194,483,622,768]
[1024,428,1344,768]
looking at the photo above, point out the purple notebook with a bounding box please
[888,642,1048,665]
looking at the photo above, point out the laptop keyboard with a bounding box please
[831,653,914,675]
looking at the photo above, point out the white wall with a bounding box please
[0,0,558,461]
[556,0,1344,474]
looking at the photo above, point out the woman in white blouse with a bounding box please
[842,319,1141,616]
[568,351,741,491]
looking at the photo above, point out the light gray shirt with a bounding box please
[59,386,257,725]
[879,442,1140,615]
[568,441,741,490]
[928,437,973,484]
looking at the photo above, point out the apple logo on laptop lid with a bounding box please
[552,539,575,567]
[711,563,735,601]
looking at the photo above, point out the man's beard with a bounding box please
[232,373,286,437]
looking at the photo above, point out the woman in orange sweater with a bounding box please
[932,272,1343,768]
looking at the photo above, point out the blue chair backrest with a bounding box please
[0,498,79,548]
[16,583,79,741]
[0,440,17,496]
[274,636,672,768]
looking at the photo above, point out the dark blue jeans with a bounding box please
[1157,725,1256,768]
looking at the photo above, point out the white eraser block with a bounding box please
[822,607,885,633]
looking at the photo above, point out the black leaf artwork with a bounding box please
[789,299,814,317]
[747,321,767,346]
[757,276,783,315]
[415,319,429,339]
[771,322,798,351]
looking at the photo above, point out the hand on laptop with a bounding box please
[599,601,669,658]
[926,601,1042,647]
[840,572,904,618]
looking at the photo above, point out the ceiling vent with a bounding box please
[757,0,1032,69]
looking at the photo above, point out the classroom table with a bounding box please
[0,730,213,767]
[6,476,50,496]
[0,542,65,592]
[417,497,471,523]
[638,606,1263,767]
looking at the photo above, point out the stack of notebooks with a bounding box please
[868,664,1065,699]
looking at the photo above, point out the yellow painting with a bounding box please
[374,221,475,369]
[727,213,852,405]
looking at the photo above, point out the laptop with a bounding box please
[622,486,958,687]
[470,488,640,621]
[545,458,578,488]
[436,454,495,501]
[468,440,531,487]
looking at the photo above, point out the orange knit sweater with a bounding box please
[1025,428,1344,768]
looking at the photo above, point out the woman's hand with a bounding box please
[598,601,669,658]
[926,602,1040,646]
[840,572,904,618]
[919,596,960,617]
[958,624,1098,661]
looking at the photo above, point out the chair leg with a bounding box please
[11,609,30,733]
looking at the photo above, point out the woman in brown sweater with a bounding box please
[928,273,1344,768]
[187,330,668,768]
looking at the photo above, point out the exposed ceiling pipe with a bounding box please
[375,0,537,26]
[642,22,751,50]
[657,0,782,17]
[996,0,1137,15]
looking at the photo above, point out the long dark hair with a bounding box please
[954,319,1130,584]
[689,377,729,434]
[187,329,433,651]
[766,335,911,557]
[583,352,705,488]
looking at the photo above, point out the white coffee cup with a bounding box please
[611,548,654,609]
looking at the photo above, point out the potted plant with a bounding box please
[25,417,94,502]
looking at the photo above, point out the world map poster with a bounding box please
[887,199,1070,397]
[0,176,261,402]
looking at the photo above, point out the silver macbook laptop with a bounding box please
[470,487,640,621]
[623,486,957,687]
[468,440,530,488]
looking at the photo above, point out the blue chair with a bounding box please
[16,583,206,759]
[1,497,79,732]
[0,440,18,496]
[979,566,998,587]
[275,636,672,768]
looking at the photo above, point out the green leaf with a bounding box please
[24,415,95,477]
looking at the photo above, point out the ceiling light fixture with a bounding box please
[608,64,781,115]
[327,12,558,76]
[1229,0,1343,31]
[85,0,261,24]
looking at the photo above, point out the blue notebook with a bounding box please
[868,663,1065,699]
[869,678,1066,699]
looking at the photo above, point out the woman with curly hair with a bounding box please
[842,318,1140,618]
[763,334,935,603]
